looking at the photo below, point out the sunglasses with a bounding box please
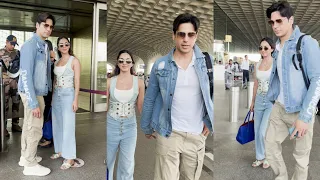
[259,46,269,51]
[59,43,70,48]
[42,23,54,30]
[118,60,132,64]
[176,32,197,39]
[268,18,286,26]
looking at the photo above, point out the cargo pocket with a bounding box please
[194,146,205,180]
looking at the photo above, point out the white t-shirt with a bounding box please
[171,53,204,134]
[276,44,284,105]
[241,59,250,70]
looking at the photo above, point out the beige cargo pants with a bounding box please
[154,130,207,180]
[265,102,314,180]
[20,93,45,167]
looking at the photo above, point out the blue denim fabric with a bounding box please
[254,94,273,160]
[267,26,320,123]
[140,44,214,137]
[107,114,137,180]
[52,87,76,159]
[18,33,52,109]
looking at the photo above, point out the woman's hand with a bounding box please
[250,103,254,112]
[72,100,78,112]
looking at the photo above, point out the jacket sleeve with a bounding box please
[140,62,159,135]
[299,36,320,123]
[20,42,39,109]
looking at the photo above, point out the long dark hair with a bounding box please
[111,50,135,77]
[259,37,275,59]
[57,37,74,58]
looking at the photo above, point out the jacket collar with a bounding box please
[275,25,302,45]
[33,33,46,46]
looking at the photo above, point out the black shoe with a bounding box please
[12,124,22,132]
[5,129,10,137]
[38,140,53,148]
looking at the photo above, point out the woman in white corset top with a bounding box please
[50,37,84,170]
[106,50,145,180]
[250,37,275,169]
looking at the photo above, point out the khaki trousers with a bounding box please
[265,102,314,180]
[20,93,45,167]
[154,130,206,180]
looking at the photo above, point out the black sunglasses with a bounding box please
[42,23,54,30]
[268,19,285,26]
[259,46,269,51]
[59,43,70,48]
[118,60,132,64]
[176,32,197,38]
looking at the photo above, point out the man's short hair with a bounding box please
[172,13,200,34]
[266,1,294,19]
[37,12,56,26]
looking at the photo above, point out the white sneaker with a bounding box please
[23,164,51,176]
[19,156,42,167]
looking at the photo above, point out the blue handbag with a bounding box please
[236,111,255,144]
[42,108,53,140]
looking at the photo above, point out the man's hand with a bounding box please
[145,132,156,139]
[290,119,308,140]
[32,107,41,119]
[202,124,210,136]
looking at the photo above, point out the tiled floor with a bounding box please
[0,112,106,180]
[213,80,320,180]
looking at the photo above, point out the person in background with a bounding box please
[38,39,55,148]
[225,59,234,90]
[0,35,22,137]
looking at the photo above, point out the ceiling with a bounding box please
[214,0,320,52]
[107,0,214,65]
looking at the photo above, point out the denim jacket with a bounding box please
[140,44,214,137]
[267,26,320,123]
[18,33,52,109]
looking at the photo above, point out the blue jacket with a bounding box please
[267,26,320,123]
[140,44,214,137]
[18,33,52,109]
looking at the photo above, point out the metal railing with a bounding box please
[0,62,7,152]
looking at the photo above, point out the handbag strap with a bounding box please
[243,111,254,123]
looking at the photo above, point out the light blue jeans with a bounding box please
[107,114,137,180]
[52,87,76,159]
[254,93,273,160]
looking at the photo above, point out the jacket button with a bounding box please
[168,108,170,111]
[170,94,172,96]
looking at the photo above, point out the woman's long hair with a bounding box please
[259,37,275,59]
[57,37,74,58]
[111,50,135,77]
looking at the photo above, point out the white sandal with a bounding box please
[252,160,263,167]
[50,153,61,160]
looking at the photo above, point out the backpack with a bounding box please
[203,52,213,99]
[292,34,320,110]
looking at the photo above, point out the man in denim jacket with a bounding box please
[265,1,320,180]
[17,12,55,177]
[141,13,213,180]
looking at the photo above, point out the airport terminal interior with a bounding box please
[0,0,320,179]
